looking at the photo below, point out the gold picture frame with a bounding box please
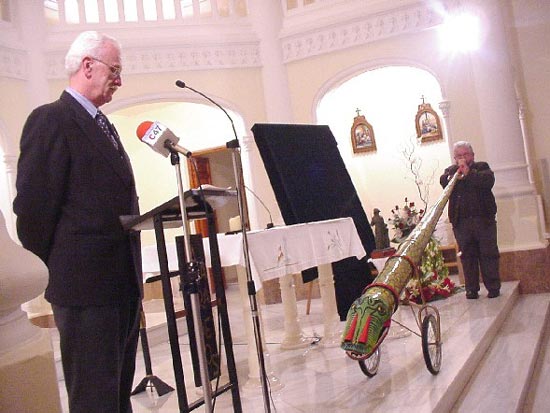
[351,113,376,153]
[415,102,442,143]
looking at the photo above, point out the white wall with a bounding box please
[109,100,246,246]
[316,66,450,242]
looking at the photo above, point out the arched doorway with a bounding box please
[110,99,247,288]
[316,65,452,241]
[110,100,245,238]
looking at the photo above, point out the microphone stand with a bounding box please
[227,139,272,413]
[170,150,214,411]
[175,79,271,412]
[131,307,174,397]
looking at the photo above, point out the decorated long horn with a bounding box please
[341,171,461,358]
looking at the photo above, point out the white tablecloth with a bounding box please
[141,217,366,285]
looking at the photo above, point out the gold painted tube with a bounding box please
[341,171,461,358]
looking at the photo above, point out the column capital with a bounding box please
[247,1,293,123]
[239,135,257,153]
[2,154,18,173]
[438,100,451,117]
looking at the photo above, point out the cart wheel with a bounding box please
[421,314,441,375]
[358,347,380,377]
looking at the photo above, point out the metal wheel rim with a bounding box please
[358,346,380,377]
[423,314,441,373]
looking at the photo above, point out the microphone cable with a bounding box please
[244,184,274,229]
[187,158,224,413]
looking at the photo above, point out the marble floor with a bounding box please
[53,279,550,412]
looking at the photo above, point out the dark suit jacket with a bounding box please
[13,91,142,306]
[440,161,497,226]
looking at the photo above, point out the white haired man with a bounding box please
[440,141,501,300]
[14,31,141,412]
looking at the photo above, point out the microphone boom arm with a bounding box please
[176,80,238,141]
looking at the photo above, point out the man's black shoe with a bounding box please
[466,291,479,299]
[488,290,500,298]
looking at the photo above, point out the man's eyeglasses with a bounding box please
[454,152,473,160]
[91,57,122,77]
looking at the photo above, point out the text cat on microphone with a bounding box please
[136,121,192,158]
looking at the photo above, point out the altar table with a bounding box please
[141,217,366,388]
[143,217,365,279]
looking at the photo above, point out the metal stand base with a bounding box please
[132,309,174,397]
[132,375,174,397]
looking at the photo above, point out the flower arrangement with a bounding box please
[403,237,459,304]
[389,197,424,244]
[387,196,458,304]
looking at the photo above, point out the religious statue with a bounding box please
[370,208,390,250]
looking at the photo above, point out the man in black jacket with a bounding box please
[13,31,141,412]
[440,141,501,299]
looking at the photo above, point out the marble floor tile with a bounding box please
[52,280,550,412]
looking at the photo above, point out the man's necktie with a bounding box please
[95,110,119,150]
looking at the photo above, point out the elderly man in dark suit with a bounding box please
[13,31,142,413]
[440,141,501,300]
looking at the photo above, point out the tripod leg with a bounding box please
[148,376,175,396]
[130,376,151,395]
[131,375,174,397]
[131,307,174,396]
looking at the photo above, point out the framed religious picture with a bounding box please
[415,101,442,143]
[351,110,376,153]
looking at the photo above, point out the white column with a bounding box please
[10,1,55,324]
[242,2,294,232]
[2,154,17,240]
[438,100,452,154]
[518,101,535,184]
[235,266,283,392]
[0,211,61,412]
[247,0,294,123]
[317,263,342,347]
[468,0,529,190]
[279,273,310,349]
[239,135,283,231]
[15,1,50,112]
[97,0,106,23]
[466,0,546,250]
[239,135,264,230]
[229,219,282,391]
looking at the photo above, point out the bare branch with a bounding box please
[399,136,436,212]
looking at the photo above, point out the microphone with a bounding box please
[175,80,238,141]
[136,120,192,158]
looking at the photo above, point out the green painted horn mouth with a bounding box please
[341,287,394,357]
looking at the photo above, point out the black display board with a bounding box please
[251,123,376,319]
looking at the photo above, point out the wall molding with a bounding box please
[0,46,27,80]
[281,3,443,63]
[4,2,447,78]
[45,42,261,80]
